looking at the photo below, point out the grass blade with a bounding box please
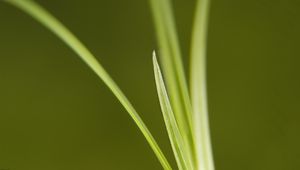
[149,0,196,166]
[4,0,171,169]
[190,0,215,170]
[153,52,193,170]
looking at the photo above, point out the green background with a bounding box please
[0,0,299,169]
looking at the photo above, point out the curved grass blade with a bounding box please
[149,0,196,166]
[190,0,215,170]
[4,0,171,169]
[153,52,193,170]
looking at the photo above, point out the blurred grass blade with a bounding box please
[153,52,193,170]
[190,0,215,170]
[149,0,196,165]
[4,0,172,169]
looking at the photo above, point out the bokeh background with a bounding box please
[0,0,299,169]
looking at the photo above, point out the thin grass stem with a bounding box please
[4,0,171,169]
[190,0,215,169]
[149,0,197,167]
[153,52,194,170]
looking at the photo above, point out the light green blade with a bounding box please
[190,0,215,170]
[149,0,196,166]
[153,52,193,170]
[4,0,171,169]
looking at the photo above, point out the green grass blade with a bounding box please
[153,52,193,170]
[149,0,196,166]
[190,0,215,170]
[4,0,171,169]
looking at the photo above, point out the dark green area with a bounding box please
[0,0,299,169]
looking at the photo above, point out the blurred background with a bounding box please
[0,0,299,169]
